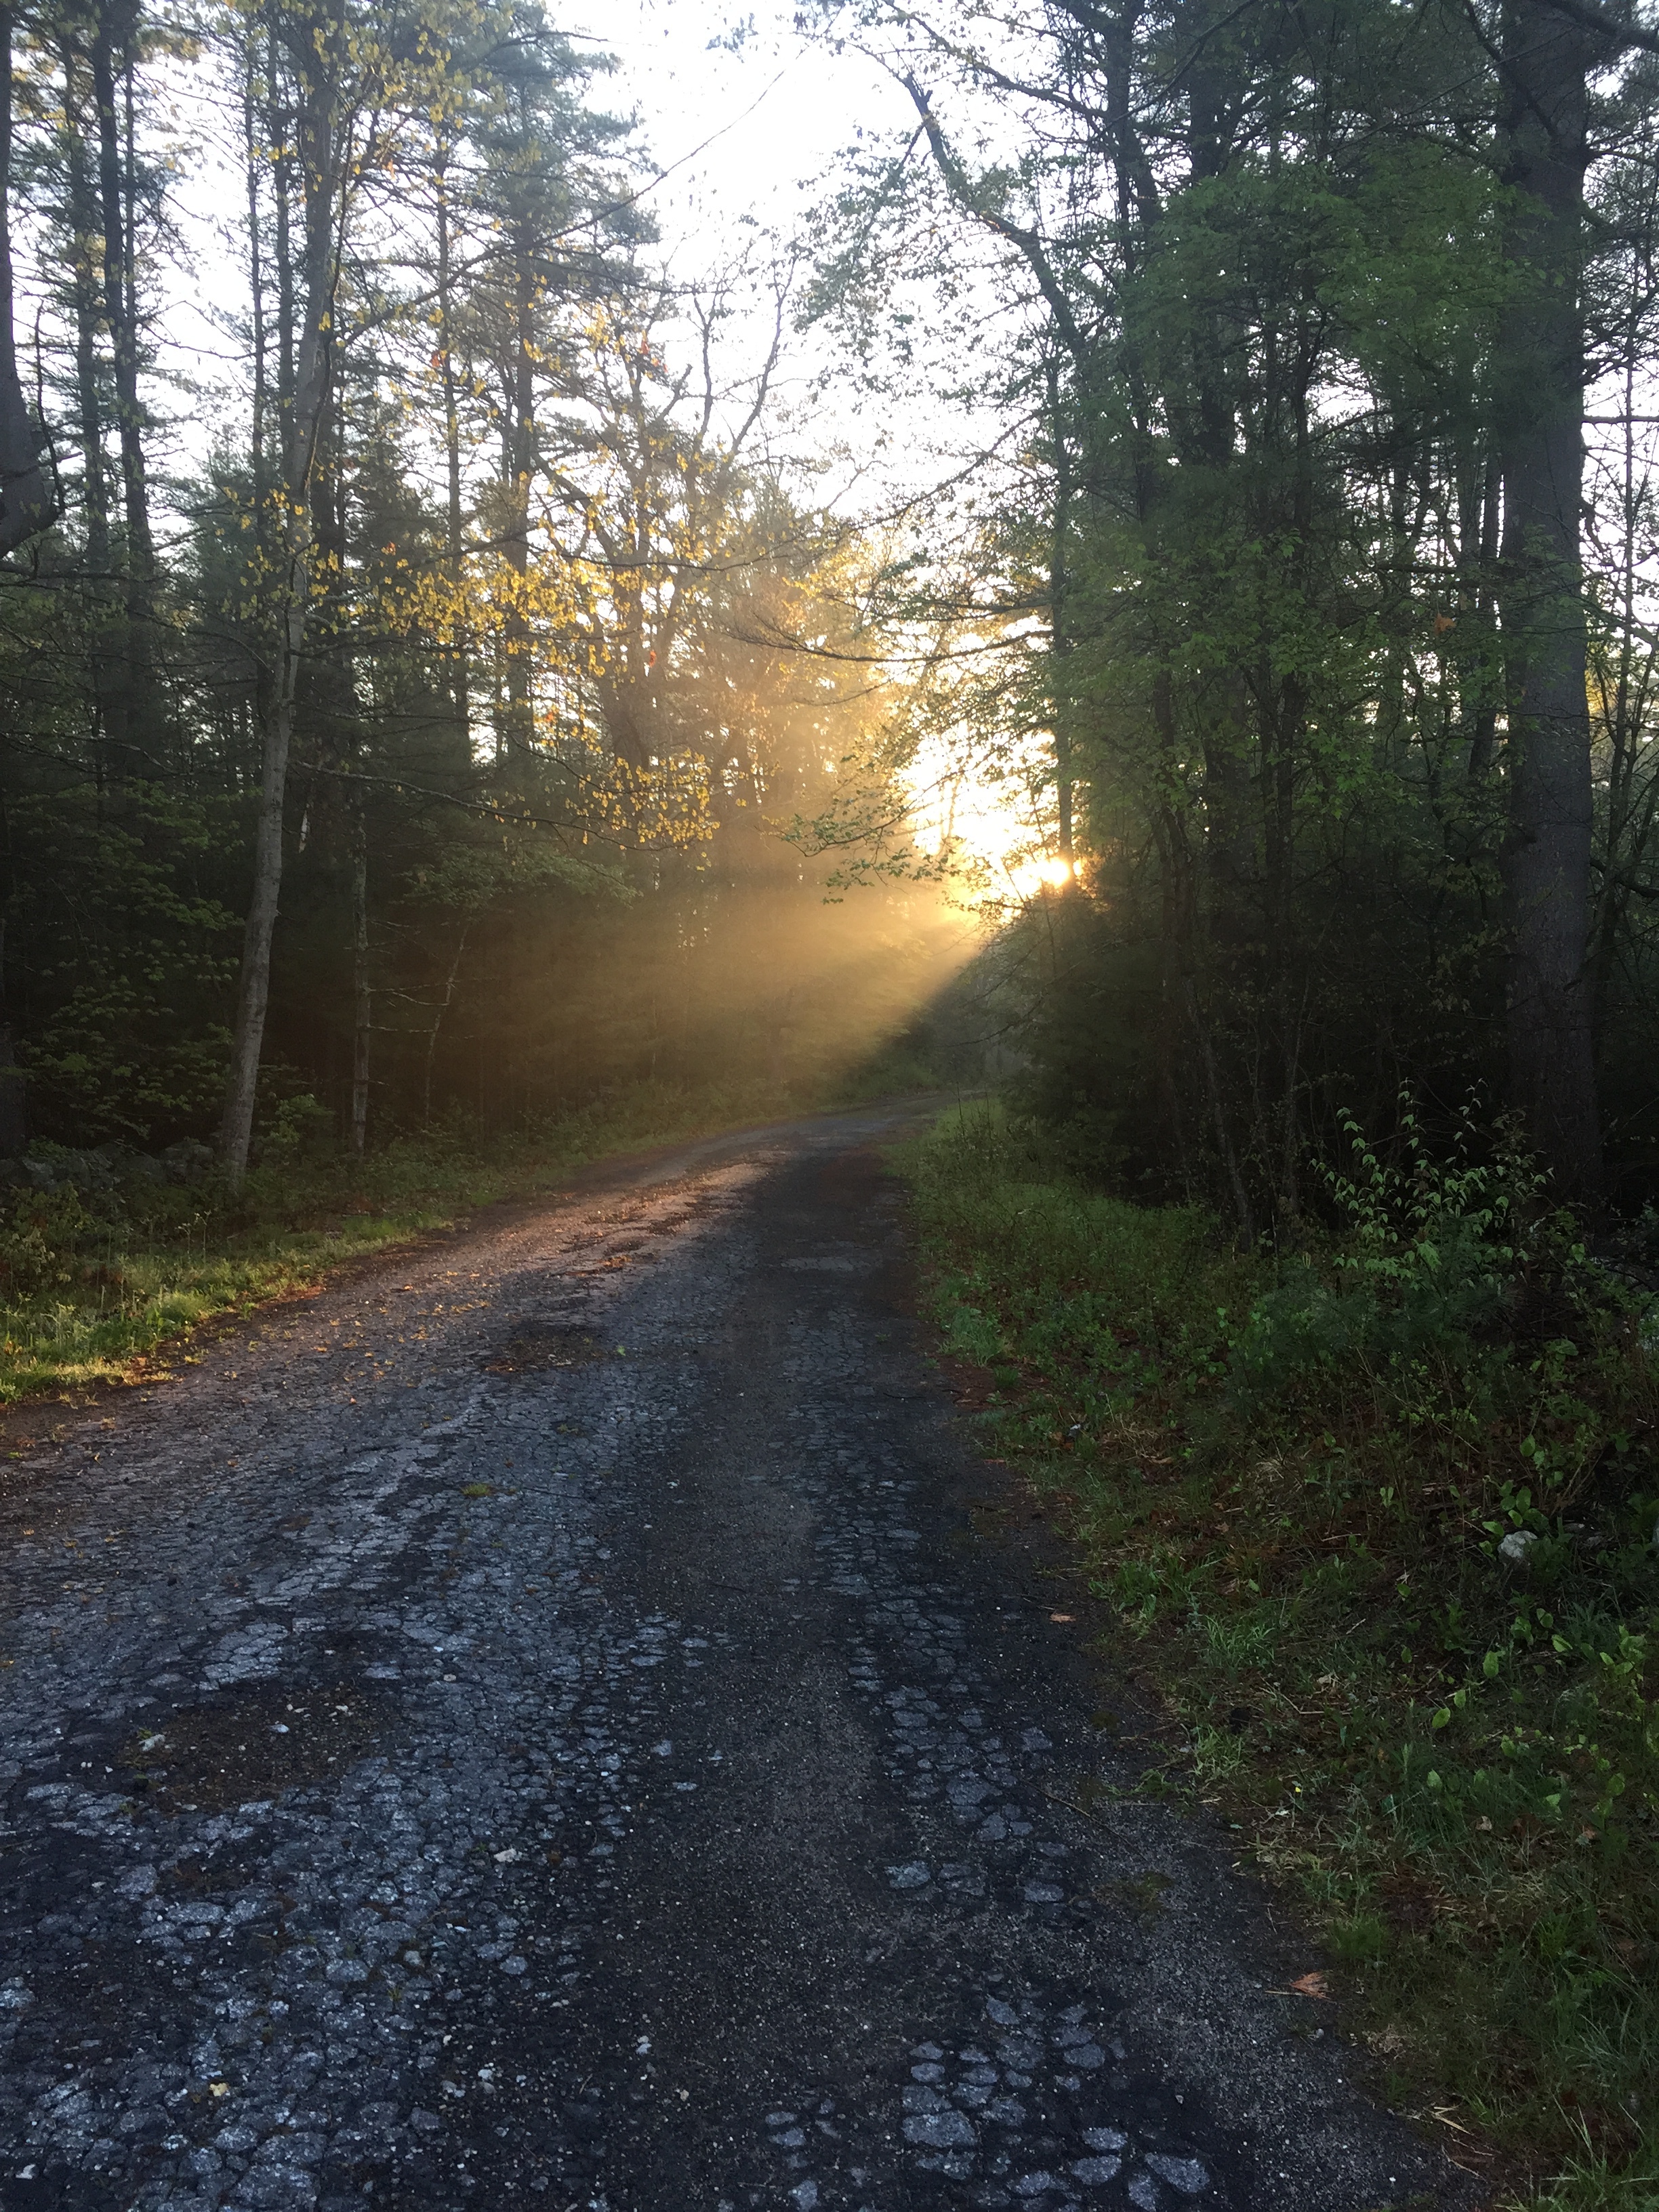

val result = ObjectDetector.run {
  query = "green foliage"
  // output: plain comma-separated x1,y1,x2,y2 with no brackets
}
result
1229,1099,1550,1403
258,1094,337,1168
0,1185,102,1302
899,1102,1659,2207
3,783,242,1147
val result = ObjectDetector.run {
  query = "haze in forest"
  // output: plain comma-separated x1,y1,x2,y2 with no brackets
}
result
0,0,1027,1180
0,0,1656,1219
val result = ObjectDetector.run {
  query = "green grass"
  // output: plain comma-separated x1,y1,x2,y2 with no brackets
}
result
0,1072,869,1408
895,1101,1659,2212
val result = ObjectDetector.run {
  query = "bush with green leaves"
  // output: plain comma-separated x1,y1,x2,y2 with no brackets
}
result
0,1185,105,1303
1225,1098,1640,1422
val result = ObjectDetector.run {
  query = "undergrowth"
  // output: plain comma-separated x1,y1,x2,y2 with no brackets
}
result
897,1101,1659,2212
0,1072,853,1407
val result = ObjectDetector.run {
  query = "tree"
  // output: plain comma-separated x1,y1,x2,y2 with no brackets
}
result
0,2,52,558
1490,0,1659,1202
803,0,1659,1216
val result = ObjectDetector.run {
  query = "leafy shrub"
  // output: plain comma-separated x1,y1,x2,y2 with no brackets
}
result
258,1092,337,1166
0,1185,102,1302
1225,1097,1641,1422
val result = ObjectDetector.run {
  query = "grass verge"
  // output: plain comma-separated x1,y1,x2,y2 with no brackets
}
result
895,1102,1659,2212
0,1071,896,1408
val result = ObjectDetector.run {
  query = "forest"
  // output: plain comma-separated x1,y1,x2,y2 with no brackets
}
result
3,0,1658,1222
3,0,1659,2198
0,0,973,1188
800,0,1659,1235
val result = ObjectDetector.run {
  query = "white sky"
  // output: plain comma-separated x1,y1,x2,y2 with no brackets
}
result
150,0,998,529
590,3,1021,513
588,2,899,258
150,1,912,454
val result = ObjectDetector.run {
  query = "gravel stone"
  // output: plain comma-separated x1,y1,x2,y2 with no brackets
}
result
1147,2152,1212,2193
903,2110,977,2148
1072,2154,1124,2186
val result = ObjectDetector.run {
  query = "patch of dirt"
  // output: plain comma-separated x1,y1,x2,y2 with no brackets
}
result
483,1328,621,1374
119,1683,400,1814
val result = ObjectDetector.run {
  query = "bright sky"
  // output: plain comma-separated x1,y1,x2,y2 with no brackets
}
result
590,3,899,255
590,1,1017,507
159,0,915,464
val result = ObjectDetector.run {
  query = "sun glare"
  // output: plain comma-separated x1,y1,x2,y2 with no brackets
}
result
912,737,1072,906
1006,855,1075,897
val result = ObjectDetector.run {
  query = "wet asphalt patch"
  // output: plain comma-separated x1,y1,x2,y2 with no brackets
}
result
0,1107,1480,2212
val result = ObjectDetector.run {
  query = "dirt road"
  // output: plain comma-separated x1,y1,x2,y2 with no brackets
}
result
0,1106,1476,2212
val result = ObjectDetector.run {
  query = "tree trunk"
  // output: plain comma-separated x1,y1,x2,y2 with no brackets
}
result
0,3,52,557
350,794,369,1156
423,926,471,1126
434,141,470,759
1044,358,1074,865
90,4,153,592
245,41,268,495
436,146,462,564
63,41,121,760
63,49,109,576
1460,445,1502,787
219,3,344,1184
1496,0,1602,1204
497,226,536,759
272,20,295,441
0,840,23,1158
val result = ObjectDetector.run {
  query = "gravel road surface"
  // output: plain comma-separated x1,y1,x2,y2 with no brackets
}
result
0,1105,1479,2212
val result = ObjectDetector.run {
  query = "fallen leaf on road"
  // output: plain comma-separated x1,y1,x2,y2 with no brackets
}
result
1049,1612,1075,1623
1289,1972,1331,1999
